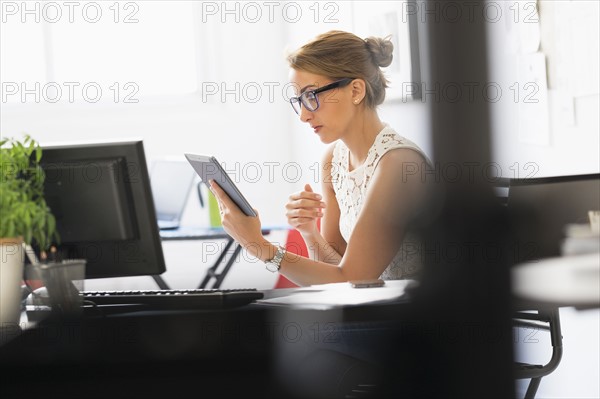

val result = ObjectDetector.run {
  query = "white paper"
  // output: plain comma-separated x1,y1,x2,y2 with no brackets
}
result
258,280,415,309
512,253,600,306
517,52,550,146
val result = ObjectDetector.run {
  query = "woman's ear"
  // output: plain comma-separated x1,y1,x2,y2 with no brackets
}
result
351,79,367,105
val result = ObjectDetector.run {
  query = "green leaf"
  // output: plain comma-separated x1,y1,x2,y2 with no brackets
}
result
23,209,31,229
0,134,59,249
7,219,15,239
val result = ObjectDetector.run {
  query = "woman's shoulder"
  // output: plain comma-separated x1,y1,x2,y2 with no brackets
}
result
376,146,427,170
377,125,421,151
370,125,430,170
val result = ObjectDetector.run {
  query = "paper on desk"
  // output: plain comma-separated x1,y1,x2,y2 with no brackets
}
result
512,253,600,306
258,280,415,308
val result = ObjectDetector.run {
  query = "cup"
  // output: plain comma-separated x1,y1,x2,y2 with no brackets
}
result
208,190,223,228
26,259,86,315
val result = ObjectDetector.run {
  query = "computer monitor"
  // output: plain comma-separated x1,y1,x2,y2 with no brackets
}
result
40,140,166,279
508,173,600,261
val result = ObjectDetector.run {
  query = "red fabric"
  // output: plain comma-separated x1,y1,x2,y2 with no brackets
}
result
24,280,43,290
274,274,298,288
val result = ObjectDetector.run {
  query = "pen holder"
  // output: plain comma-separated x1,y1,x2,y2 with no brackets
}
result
26,259,86,316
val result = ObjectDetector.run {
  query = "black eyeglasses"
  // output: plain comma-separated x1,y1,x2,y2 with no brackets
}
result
289,78,353,115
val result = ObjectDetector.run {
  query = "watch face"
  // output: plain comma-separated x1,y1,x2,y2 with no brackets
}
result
266,262,278,273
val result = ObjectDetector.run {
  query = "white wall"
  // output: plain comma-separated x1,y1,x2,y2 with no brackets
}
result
487,1,600,177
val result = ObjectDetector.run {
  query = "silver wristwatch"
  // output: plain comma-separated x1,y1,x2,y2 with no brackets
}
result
265,246,286,273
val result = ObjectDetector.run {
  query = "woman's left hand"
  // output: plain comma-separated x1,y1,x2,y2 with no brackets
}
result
209,180,264,250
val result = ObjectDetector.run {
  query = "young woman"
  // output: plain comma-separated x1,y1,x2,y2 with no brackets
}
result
210,30,430,286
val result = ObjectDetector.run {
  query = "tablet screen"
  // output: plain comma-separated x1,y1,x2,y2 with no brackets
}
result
185,154,257,217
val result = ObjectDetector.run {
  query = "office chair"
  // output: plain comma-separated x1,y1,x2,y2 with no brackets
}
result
490,177,561,399
506,173,599,398
491,177,562,399
513,308,563,399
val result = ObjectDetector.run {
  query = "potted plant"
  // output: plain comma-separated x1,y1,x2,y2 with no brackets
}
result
1,134,59,327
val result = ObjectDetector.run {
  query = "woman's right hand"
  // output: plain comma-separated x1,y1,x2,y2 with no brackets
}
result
285,183,326,236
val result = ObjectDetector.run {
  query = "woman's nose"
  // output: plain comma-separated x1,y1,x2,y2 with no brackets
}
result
299,105,312,123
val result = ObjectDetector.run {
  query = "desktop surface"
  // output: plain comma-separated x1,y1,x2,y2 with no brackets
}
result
0,279,515,399
0,305,276,397
0,289,415,398
158,225,231,240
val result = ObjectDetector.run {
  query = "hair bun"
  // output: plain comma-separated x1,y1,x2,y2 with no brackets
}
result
364,36,394,68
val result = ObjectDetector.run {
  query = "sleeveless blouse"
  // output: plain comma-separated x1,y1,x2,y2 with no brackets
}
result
331,125,428,280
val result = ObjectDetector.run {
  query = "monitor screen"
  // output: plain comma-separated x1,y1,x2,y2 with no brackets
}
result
40,140,166,279
508,174,600,261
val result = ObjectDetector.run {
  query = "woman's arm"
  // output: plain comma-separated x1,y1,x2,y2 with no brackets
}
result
210,148,427,286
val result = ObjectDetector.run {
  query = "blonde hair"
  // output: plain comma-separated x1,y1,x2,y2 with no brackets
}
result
287,30,393,108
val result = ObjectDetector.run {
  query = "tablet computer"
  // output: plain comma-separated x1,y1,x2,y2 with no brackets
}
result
184,154,257,217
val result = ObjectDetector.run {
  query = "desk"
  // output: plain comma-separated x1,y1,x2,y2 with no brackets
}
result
0,286,414,398
156,227,273,290
512,253,600,309
0,280,515,398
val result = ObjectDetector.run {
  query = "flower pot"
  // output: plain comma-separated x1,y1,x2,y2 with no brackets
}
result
0,238,24,327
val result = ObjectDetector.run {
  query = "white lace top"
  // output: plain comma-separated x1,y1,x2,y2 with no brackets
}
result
331,125,428,280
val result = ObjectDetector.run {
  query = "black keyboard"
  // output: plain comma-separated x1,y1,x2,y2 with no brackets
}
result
81,288,263,310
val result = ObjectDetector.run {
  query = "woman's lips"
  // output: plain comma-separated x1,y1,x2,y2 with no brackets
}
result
312,125,322,133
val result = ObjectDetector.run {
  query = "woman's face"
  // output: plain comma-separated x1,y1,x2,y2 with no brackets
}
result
288,69,355,144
